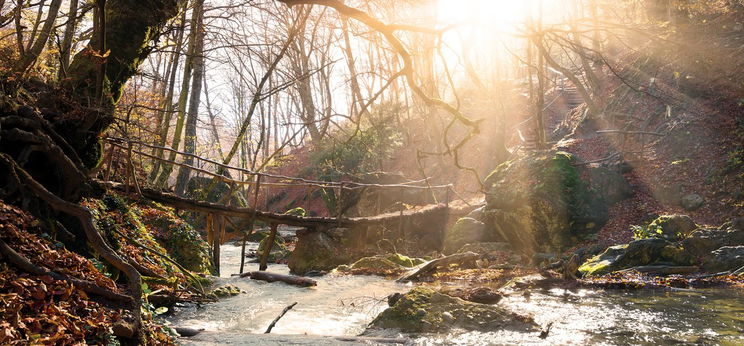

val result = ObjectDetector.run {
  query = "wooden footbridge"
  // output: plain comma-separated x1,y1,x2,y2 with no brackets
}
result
100,137,474,274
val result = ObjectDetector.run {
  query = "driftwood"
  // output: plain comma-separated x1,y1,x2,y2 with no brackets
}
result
397,252,480,282
0,239,133,302
237,271,317,287
620,265,700,275
265,302,297,333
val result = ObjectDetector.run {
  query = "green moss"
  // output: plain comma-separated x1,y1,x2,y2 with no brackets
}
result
369,287,537,333
483,151,607,253
386,253,425,267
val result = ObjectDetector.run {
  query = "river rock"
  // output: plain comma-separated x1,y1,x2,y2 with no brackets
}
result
287,228,357,275
702,246,744,272
483,151,608,255
258,234,290,262
366,287,537,334
681,227,744,258
348,256,407,276
579,238,693,276
681,194,704,211
443,217,491,254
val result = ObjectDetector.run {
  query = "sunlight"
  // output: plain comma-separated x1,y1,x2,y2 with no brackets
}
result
437,0,532,30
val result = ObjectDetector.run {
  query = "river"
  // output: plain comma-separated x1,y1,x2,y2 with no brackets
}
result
167,243,744,345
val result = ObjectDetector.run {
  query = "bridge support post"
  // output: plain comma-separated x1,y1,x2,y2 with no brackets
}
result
259,223,278,271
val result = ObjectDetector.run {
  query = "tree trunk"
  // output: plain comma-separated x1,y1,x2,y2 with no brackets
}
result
155,5,199,188
14,0,62,73
57,0,183,169
175,0,205,196
149,11,187,183
58,0,80,79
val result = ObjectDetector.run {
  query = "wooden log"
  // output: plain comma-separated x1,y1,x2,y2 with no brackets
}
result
397,252,480,282
237,271,317,287
620,265,699,275
103,180,452,228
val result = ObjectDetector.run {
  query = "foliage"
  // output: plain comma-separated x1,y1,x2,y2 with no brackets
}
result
631,224,664,240
308,104,403,210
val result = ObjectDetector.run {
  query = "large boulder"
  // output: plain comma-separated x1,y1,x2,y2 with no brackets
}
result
366,287,537,334
681,228,744,258
579,238,694,276
287,228,359,275
643,215,698,241
587,165,634,204
702,246,744,272
443,217,491,254
483,151,608,254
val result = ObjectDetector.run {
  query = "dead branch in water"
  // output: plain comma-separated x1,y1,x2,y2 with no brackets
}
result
264,302,298,333
397,251,480,282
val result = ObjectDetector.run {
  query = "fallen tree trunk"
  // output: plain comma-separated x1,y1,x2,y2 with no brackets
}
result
237,271,317,287
620,265,700,275
397,252,480,282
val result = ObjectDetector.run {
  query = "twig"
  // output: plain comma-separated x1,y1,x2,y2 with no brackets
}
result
264,302,298,333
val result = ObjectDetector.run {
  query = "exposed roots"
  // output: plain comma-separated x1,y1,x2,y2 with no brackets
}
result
0,153,143,342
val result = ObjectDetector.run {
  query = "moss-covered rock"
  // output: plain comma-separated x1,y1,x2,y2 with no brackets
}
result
367,287,537,333
288,228,358,275
85,193,213,279
349,256,406,276
386,253,425,268
682,228,744,258
702,246,744,272
633,215,698,241
579,238,694,276
211,285,243,298
138,203,212,274
483,151,608,254
443,217,492,254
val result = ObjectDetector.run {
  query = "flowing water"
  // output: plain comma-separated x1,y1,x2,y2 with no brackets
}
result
167,243,744,345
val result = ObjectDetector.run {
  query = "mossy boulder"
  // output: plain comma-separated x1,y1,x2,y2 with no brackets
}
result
288,228,358,275
642,215,698,241
579,238,694,276
443,217,491,254
211,285,243,298
348,256,406,276
386,253,425,268
138,203,213,274
483,151,608,254
367,287,537,333
86,194,213,278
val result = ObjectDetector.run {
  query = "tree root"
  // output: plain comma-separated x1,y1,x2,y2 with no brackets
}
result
0,238,133,302
0,153,143,341
110,228,206,295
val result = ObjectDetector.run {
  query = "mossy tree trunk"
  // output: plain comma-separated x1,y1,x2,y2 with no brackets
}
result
63,0,183,168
